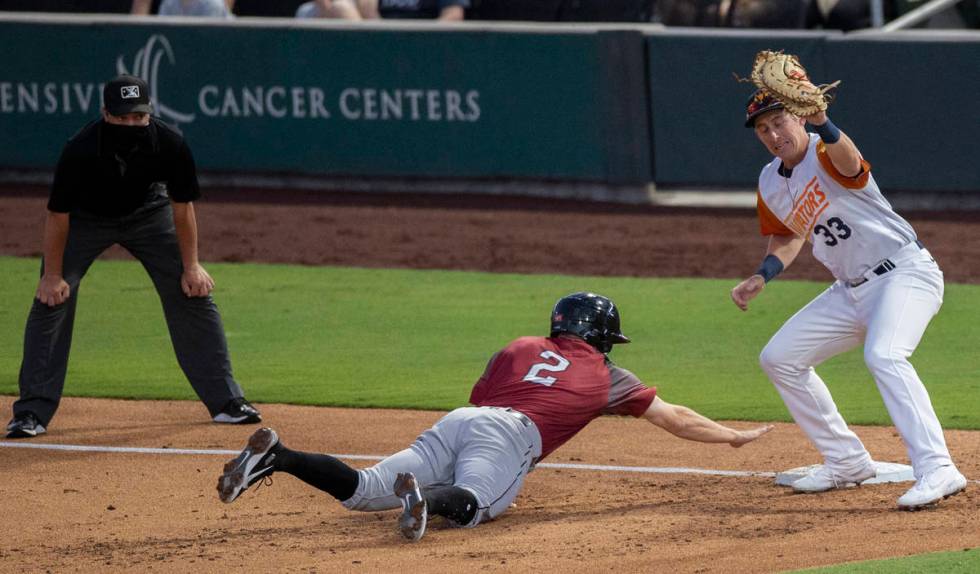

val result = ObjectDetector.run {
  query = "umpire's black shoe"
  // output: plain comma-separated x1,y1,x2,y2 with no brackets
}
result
6,412,46,439
217,427,280,503
212,397,262,424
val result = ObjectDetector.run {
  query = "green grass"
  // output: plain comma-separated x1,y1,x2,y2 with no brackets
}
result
792,547,980,573
1,255,979,428
2,256,977,572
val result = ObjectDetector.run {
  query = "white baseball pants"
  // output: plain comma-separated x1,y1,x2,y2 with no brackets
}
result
760,242,951,480
342,406,542,526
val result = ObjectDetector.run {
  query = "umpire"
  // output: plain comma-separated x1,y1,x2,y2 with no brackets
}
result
5,74,260,438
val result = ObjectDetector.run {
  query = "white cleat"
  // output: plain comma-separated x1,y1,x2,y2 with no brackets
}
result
791,463,876,493
897,465,967,511
394,472,428,542
217,427,280,503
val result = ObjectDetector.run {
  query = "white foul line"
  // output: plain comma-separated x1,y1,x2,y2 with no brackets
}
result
537,461,774,478
5,441,979,485
0,440,775,478
1,441,241,456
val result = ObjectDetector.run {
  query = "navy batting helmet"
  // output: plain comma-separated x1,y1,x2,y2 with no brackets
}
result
550,292,630,353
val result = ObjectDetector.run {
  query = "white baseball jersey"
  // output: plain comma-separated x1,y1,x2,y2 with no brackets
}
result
752,133,955,483
756,134,916,283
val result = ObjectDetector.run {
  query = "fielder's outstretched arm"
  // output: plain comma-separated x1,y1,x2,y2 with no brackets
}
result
803,110,863,178
642,397,773,448
731,233,806,311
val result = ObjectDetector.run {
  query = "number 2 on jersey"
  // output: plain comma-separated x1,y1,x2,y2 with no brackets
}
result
522,351,570,386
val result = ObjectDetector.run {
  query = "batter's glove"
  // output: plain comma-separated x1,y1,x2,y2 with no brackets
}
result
742,50,840,117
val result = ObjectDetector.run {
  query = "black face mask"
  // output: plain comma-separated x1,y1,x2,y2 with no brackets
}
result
102,122,151,153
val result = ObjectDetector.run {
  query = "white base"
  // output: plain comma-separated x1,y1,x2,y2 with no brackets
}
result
775,461,915,487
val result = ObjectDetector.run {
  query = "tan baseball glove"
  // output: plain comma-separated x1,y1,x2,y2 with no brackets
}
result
745,50,840,117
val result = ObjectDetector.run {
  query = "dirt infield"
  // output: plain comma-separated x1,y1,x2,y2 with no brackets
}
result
2,185,980,283
1,397,978,573
1,186,979,572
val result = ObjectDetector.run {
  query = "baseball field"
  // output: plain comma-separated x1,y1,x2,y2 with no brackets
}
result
1,187,978,572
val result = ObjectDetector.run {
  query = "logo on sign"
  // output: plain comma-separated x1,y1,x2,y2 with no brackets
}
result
115,35,195,124
1,33,480,124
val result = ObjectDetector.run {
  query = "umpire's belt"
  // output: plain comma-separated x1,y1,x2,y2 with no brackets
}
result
848,240,925,288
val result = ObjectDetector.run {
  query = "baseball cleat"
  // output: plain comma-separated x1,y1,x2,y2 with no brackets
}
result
897,465,967,511
217,427,280,503
212,397,262,424
394,472,428,542
5,412,46,439
790,463,876,493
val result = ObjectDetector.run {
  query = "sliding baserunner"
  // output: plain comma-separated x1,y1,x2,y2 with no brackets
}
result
218,292,773,541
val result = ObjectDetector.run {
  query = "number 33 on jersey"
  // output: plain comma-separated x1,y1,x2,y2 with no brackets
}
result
755,135,918,282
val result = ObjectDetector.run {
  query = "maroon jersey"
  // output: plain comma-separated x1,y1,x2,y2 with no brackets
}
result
469,336,657,460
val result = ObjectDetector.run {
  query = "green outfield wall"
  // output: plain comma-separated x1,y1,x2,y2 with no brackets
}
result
646,30,831,188
0,15,978,193
645,29,980,193
0,16,650,184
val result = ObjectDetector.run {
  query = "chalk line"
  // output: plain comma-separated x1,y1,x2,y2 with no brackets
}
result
0,440,775,478
6,441,978,484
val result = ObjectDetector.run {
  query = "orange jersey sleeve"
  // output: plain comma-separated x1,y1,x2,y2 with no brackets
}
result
816,141,871,190
756,191,795,236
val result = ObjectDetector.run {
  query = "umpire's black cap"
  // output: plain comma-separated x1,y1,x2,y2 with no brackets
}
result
103,75,153,116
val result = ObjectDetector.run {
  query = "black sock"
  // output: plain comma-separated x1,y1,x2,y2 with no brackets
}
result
272,446,359,501
424,485,478,526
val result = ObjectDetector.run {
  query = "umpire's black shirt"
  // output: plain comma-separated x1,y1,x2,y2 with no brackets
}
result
48,117,201,217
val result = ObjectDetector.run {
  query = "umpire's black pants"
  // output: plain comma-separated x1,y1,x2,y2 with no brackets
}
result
13,200,244,427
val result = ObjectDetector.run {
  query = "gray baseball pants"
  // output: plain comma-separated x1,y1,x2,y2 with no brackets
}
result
342,406,543,527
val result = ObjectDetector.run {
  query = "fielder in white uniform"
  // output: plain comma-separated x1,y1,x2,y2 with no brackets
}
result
731,89,967,510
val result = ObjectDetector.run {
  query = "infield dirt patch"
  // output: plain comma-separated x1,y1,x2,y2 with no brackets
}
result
2,186,980,283
1,186,978,572
1,396,978,573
